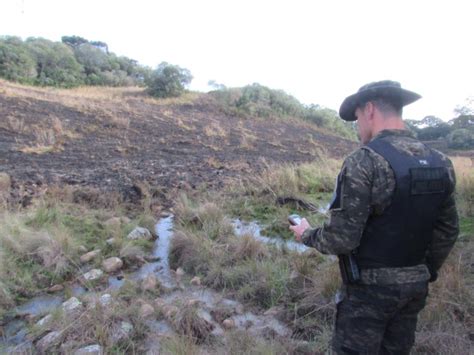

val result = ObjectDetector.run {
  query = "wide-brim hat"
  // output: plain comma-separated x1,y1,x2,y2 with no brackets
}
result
339,80,421,121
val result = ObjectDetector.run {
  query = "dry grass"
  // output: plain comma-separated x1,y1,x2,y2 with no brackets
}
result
34,296,149,353
1,80,138,132
203,121,228,139
415,242,474,354
242,158,340,200
452,156,474,217
142,91,202,106
171,302,214,343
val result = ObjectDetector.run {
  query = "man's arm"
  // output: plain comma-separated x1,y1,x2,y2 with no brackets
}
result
425,164,459,281
302,149,376,255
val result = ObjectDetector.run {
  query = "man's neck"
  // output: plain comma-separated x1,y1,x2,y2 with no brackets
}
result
372,116,405,137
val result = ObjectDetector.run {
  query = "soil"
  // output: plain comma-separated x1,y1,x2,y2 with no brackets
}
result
0,82,357,209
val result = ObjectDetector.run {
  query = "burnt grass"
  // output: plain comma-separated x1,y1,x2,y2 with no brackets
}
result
0,83,356,210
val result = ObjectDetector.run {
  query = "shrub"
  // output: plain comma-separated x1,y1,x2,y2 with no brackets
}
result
447,128,474,149
0,36,37,83
146,62,193,98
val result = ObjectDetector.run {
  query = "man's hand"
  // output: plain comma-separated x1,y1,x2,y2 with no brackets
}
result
290,218,311,243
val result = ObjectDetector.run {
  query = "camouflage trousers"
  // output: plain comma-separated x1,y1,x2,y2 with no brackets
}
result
332,281,428,354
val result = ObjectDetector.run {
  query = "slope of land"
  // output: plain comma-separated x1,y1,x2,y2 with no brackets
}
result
0,80,356,209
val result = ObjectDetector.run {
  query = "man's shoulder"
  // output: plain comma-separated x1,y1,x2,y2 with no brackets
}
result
343,145,390,173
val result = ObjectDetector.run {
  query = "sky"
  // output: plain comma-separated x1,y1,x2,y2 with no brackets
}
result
1,0,473,121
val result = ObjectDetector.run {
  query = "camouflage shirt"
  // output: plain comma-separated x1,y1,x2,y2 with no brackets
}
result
302,129,459,283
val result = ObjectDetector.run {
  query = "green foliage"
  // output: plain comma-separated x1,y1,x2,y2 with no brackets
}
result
447,128,474,149
410,116,453,140
304,105,357,140
0,36,37,83
25,37,84,87
61,35,88,48
210,84,357,140
450,115,474,130
146,62,193,98
0,35,150,87
235,83,304,118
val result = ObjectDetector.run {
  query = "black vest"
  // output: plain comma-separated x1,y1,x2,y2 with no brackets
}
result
355,137,452,269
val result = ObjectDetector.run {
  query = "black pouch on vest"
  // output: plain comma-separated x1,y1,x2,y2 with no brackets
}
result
339,254,360,284
410,167,447,195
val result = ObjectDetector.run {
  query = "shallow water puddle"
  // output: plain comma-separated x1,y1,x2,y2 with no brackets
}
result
233,219,309,253
1,215,298,349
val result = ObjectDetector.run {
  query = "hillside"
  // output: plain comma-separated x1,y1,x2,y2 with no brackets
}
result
0,80,356,209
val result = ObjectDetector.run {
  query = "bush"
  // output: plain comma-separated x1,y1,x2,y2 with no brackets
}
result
0,36,37,83
209,84,357,140
146,62,193,98
447,129,474,149
26,37,85,87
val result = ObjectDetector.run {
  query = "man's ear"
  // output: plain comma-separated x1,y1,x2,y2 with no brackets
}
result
366,101,376,120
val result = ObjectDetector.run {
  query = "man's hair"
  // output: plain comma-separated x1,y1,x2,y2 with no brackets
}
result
359,98,403,118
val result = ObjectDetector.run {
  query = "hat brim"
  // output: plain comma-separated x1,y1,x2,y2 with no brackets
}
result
339,86,421,121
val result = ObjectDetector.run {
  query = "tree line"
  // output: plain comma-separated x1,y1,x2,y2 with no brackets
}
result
0,35,192,98
406,102,474,149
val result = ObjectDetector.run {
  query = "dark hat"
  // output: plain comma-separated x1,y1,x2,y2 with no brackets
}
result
339,80,421,121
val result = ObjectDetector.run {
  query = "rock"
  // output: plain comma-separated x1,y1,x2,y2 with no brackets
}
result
289,270,299,280
102,257,123,273
111,321,133,342
142,274,159,292
0,172,11,192
104,217,121,229
190,276,201,286
78,245,88,253
36,314,53,327
36,331,62,352
222,318,236,330
99,294,113,307
62,297,82,313
47,284,64,293
175,267,185,283
82,269,104,281
127,226,153,240
106,238,116,245
80,250,101,263
74,344,103,355
140,303,155,318
6,342,34,354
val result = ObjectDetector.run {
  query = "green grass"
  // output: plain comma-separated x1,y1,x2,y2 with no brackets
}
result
459,217,474,240
0,199,156,316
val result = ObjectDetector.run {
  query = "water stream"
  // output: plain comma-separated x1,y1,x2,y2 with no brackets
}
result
1,215,298,349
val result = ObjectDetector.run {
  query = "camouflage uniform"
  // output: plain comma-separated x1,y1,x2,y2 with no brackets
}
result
302,129,459,354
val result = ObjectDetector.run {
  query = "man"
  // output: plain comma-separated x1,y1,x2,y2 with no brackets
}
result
290,80,459,354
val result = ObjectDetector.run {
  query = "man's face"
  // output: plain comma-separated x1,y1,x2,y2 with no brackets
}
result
355,103,372,144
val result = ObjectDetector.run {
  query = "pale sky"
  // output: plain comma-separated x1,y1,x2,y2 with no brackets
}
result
1,0,473,121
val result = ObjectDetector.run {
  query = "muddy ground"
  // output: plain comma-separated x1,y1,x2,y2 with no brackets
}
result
0,82,357,209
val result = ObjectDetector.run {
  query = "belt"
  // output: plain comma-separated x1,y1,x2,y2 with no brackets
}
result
359,264,430,285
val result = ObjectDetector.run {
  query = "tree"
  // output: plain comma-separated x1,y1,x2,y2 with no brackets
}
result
0,36,36,83
454,97,474,116
73,43,111,76
447,129,474,149
415,116,452,140
61,35,88,48
26,37,84,87
450,115,474,130
146,62,193,98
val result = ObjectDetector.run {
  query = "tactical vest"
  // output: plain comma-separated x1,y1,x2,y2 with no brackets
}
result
355,137,452,269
